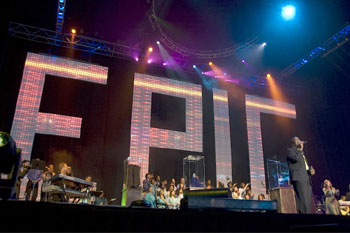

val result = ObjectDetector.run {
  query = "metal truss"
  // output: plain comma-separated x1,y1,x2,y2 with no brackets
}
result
8,22,141,59
56,0,66,33
239,75,304,95
277,24,350,80
149,0,257,59
8,22,304,95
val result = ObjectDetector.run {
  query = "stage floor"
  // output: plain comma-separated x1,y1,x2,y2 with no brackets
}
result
1,200,349,232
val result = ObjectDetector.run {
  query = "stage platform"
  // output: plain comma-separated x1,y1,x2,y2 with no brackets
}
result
1,200,350,232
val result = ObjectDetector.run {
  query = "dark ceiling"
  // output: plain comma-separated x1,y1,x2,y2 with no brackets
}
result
4,0,350,79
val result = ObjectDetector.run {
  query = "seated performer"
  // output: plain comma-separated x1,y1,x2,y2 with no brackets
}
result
190,174,203,188
205,180,213,189
143,186,156,208
176,177,186,189
157,189,169,208
66,166,73,176
41,164,55,201
57,162,68,175
339,196,350,216
258,194,266,201
168,191,178,209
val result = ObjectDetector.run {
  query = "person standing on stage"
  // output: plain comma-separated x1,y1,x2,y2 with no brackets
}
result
287,136,315,214
322,179,341,215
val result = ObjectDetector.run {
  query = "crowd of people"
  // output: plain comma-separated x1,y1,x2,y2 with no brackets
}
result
142,173,186,209
141,173,267,209
15,159,106,204
16,159,350,215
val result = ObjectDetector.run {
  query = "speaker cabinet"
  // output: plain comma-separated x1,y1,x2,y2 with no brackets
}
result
269,187,297,213
125,164,140,188
122,187,142,206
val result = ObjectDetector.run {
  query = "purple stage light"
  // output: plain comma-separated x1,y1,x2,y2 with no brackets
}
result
225,79,239,84
162,62,167,66
147,59,152,64
135,57,139,62
241,59,245,63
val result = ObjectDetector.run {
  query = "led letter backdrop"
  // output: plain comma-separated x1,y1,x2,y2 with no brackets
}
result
10,52,108,160
213,88,232,185
129,73,203,181
245,94,296,197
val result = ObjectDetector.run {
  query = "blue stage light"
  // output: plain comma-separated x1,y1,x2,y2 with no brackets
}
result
282,5,296,21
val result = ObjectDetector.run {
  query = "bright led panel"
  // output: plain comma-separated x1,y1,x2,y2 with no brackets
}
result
213,88,232,186
245,94,296,198
11,52,108,161
129,73,203,181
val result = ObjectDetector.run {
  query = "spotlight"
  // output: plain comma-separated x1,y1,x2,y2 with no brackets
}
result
135,57,139,62
148,47,153,52
262,42,267,46
267,73,271,79
156,41,160,45
241,59,245,63
209,61,213,66
162,62,167,66
147,59,152,64
282,5,296,21
71,28,77,34
193,65,197,68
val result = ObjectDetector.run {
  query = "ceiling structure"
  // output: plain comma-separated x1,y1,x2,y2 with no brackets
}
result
5,0,350,86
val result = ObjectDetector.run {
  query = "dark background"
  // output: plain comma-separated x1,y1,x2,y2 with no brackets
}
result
1,0,350,203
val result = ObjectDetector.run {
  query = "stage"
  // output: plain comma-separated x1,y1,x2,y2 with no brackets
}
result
1,200,349,232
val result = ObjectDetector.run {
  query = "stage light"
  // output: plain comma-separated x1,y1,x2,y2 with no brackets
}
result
147,59,152,64
193,65,196,68
241,59,245,63
156,41,160,45
282,5,296,21
148,47,153,52
162,62,167,66
262,42,267,46
267,73,271,79
209,61,213,66
135,57,139,62
71,28,77,34
224,73,227,76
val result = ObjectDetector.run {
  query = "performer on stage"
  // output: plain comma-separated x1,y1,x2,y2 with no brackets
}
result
287,136,315,214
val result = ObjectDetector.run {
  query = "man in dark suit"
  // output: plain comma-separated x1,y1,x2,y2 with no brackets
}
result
287,137,315,214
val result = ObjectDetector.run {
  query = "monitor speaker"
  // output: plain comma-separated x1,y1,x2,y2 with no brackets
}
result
126,164,140,188
269,186,297,213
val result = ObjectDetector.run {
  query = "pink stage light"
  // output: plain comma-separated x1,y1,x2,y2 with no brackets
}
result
147,59,152,64
135,57,139,62
162,62,167,66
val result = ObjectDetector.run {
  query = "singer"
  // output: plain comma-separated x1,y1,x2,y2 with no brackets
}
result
287,136,315,214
